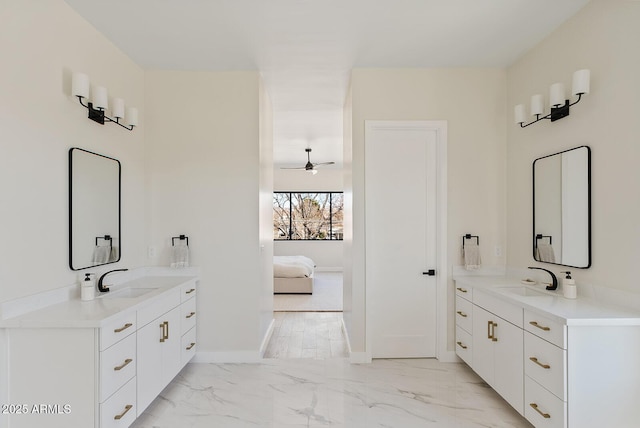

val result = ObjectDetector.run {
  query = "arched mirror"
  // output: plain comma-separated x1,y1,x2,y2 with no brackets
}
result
69,148,121,270
533,145,591,268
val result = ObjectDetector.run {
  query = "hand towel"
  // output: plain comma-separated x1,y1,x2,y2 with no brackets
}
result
92,246,111,264
463,243,482,270
536,243,556,263
170,243,190,268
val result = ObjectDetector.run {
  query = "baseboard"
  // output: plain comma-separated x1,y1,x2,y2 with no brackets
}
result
438,350,460,363
259,318,276,358
192,351,263,363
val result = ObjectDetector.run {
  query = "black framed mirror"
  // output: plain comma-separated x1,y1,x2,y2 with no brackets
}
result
69,148,121,270
533,145,591,268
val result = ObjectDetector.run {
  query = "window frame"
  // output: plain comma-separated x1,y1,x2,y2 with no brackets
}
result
273,191,344,241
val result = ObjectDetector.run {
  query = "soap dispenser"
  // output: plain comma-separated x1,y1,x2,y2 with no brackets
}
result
81,273,95,301
561,271,576,299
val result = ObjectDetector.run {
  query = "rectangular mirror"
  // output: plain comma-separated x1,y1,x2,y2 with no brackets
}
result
533,145,591,268
69,148,121,270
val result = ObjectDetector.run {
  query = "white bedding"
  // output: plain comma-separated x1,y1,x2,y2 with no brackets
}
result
273,255,315,278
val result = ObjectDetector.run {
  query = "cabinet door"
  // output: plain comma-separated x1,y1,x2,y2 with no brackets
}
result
472,305,494,384
493,318,524,414
136,318,164,416
161,306,183,385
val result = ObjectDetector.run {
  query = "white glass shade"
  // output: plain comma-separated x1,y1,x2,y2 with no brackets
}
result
572,69,590,95
125,107,138,127
530,94,544,116
71,72,89,99
112,98,125,119
514,104,526,124
92,86,108,110
549,83,565,107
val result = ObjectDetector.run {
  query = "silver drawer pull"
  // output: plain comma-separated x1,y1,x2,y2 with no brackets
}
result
114,404,133,420
529,357,551,369
456,341,467,350
113,358,133,371
186,342,196,350
456,311,468,318
456,287,468,293
186,311,196,319
186,288,196,294
529,321,551,331
530,403,551,419
114,323,133,333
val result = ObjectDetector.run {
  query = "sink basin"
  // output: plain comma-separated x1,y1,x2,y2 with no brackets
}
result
101,287,157,299
495,286,548,297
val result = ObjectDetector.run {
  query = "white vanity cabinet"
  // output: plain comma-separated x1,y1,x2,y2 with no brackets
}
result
454,276,640,428
454,286,473,365
0,275,198,428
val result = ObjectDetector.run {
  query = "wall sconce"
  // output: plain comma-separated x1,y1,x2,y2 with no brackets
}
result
72,72,138,131
515,69,590,128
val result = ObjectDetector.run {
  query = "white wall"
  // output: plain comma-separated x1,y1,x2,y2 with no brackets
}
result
347,68,507,355
273,168,343,270
0,0,145,305
506,0,640,293
144,70,270,361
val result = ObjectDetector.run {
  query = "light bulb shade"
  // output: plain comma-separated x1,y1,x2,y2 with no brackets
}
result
514,104,526,124
125,107,138,127
530,94,544,116
71,72,89,99
112,98,125,119
92,86,108,110
572,69,590,95
550,83,565,107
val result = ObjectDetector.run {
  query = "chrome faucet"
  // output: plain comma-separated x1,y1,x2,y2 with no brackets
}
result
528,267,557,290
97,268,129,292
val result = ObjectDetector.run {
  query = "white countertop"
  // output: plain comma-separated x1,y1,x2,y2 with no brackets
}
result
0,276,197,329
454,275,640,326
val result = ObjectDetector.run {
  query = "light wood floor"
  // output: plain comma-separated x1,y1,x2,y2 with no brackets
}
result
264,312,348,359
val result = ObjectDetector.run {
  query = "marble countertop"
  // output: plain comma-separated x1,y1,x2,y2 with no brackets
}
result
454,275,640,326
0,275,197,329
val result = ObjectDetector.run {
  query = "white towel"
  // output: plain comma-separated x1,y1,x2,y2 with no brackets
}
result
92,246,111,264
463,243,482,270
536,243,556,263
171,244,190,268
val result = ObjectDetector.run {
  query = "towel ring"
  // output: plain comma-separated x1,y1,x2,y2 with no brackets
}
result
95,235,112,247
462,234,479,248
172,235,189,246
535,234,552,247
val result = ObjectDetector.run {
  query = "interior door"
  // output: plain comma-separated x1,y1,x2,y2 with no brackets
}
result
366,122,437,358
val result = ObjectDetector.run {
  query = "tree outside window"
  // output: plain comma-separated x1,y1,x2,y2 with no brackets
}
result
273,192,343,240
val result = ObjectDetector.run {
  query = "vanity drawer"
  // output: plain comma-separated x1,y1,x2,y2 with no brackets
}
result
180,280,197,303
181,326,197,364
100,333,136,402
455,325,472,366
525,376,566,428
100,310,137,351
525,332,566,401
473,290,523,328
455,296,473,333
455,284,473,301
181,297,197,335
100,377,137,428
524,309,566,349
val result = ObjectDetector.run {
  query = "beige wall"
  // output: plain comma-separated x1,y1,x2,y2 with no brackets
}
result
0,0,145,304
144,70,269,360
348,68,508,355
506,0,640,292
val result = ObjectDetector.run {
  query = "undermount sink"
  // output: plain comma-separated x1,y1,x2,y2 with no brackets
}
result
495,286,549,297
100,287,158,299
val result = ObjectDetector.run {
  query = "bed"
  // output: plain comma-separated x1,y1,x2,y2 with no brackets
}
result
273,255,316,294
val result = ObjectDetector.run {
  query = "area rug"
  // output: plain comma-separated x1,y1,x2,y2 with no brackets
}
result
274,271,343,311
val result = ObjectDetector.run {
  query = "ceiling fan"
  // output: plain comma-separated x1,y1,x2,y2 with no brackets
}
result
281,148,335,175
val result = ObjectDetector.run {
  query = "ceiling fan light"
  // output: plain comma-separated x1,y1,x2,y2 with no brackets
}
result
307,169,318,175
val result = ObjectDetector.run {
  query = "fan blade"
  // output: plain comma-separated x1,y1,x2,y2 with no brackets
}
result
280,166,307,170
312,161,335,167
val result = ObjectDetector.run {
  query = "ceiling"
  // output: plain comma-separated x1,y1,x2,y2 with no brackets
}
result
64,0,590,168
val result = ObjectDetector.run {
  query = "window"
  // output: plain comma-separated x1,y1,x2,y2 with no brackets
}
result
273,192,343,240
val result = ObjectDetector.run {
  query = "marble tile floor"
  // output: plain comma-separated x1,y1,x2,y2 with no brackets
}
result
131,358,533,428
264,312,348,359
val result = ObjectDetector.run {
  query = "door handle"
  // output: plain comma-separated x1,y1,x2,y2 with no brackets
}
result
422,269,436,276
